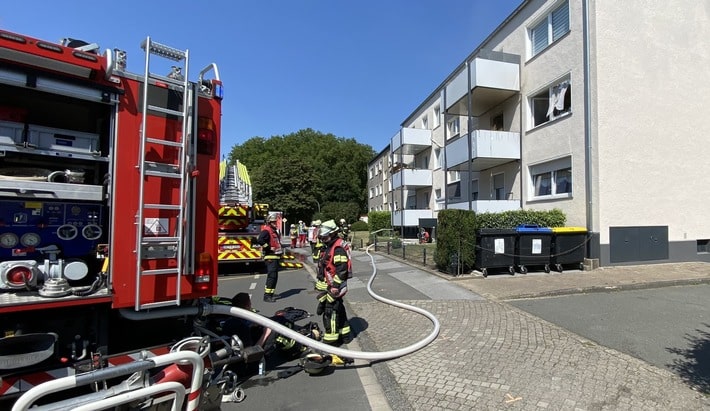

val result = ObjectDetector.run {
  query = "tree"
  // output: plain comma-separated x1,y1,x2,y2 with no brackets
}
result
226,129,374,223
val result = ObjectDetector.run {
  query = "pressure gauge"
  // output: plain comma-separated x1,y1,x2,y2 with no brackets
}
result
56,225,78,241
82,224,103,241
0,233,19,248
20,232,41,247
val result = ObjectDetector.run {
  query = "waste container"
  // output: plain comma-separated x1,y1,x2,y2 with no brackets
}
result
475,228,517,277
551,227,587,272
515,224,552,274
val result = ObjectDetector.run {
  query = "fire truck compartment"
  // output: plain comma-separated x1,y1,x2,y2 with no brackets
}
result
27,124,100,156
0,180,103,201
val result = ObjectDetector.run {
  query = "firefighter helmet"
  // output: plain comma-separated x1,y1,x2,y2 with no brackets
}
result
318,220,339,238
300,352,332,375
267,214,278,223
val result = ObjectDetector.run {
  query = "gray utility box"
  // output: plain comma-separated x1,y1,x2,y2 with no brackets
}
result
0,120,24,146
27,124,100,156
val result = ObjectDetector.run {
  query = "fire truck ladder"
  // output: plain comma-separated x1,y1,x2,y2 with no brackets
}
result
135,37,191,310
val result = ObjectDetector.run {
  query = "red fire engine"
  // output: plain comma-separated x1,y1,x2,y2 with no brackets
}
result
0,29,242,409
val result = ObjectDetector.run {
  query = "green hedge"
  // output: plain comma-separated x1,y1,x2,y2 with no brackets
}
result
475,209,566,229
350,220,368,231
367,211,392,233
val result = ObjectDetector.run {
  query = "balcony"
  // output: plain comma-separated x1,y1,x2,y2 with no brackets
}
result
447,199,520,213
445,51,520,117
392,168,432,189
445,130,520,171
392,209,434,227
391,127,431,155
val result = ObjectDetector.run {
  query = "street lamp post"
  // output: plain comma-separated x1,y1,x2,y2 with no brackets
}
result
314,200,321,212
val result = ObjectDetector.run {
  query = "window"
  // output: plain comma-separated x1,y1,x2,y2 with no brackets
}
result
529,1,569,57
369,187,374,198
434,148,441,169
471,179,479,201
446,182,461,199
447,170,461,182
530,80,571,127
433,105,441,128
421,115,428,130
435,189,442,200
698,239,710,253
369,167,374,179
493,173,505,200
447,117,460,137
530,157,572,198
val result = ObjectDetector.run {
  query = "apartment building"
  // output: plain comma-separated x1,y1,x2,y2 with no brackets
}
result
374,0,710,266
367,145,390,213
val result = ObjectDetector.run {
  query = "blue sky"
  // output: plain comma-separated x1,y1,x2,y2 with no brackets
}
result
2,1,521,154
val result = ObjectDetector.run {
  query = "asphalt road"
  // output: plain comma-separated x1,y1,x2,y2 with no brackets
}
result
216,265,373,411
509,284,710,388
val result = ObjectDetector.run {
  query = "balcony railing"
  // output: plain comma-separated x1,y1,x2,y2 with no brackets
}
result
445,51,520,117
392,209,434,227
392,168,432,189
391,127,431,155
445,130,520,171
446,199,520,213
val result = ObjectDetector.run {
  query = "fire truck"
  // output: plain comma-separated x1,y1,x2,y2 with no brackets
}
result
217,161,302,269
0,29,257,409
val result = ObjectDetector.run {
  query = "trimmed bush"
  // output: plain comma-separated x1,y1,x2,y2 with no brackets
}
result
350,220,368,231
367,211,392,233
434,209,477,274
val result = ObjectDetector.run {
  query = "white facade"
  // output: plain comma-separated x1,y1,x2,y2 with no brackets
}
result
370,0,710,266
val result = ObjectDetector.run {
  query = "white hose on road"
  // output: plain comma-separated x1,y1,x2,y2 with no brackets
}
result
122,244,441,361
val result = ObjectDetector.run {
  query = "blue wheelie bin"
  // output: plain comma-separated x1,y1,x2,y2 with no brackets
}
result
515,224,552,274
551,227,587,272
475,228,517,277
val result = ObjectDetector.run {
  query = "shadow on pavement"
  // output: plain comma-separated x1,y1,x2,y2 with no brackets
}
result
667,323,710,393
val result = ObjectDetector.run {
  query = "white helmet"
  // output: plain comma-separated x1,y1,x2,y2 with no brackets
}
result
318,220,339,238
267,214,278,223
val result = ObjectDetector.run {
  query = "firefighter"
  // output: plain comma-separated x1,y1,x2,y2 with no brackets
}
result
338,218,351,242
289,223,298,248
315,220,353,345
258,214,283,302
310,220,322,263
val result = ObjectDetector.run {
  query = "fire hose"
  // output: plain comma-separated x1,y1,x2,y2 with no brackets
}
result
120,244,440,361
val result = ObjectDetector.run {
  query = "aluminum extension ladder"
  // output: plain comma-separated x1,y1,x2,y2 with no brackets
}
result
134,37,192,310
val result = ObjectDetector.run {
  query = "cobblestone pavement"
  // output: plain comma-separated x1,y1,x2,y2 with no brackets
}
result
345,253,710,410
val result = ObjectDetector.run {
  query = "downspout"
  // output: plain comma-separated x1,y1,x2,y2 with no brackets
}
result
443,89,448,210
466,60,473,211
582,0,595,255
399,130,405,238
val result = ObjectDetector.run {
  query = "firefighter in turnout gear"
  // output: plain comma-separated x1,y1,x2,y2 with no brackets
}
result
258,213,283,302
315,219,353,345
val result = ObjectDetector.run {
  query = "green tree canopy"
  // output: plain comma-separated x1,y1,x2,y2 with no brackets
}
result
226,128,374,224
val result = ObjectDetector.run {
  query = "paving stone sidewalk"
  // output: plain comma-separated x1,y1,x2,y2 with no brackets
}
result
348,256,710,410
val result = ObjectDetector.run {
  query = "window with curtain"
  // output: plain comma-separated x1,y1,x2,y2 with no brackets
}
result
529,1,569,58
530,79,571,127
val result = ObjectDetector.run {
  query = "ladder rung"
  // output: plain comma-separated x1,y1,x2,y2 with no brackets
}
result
145,170,181,178
141,268,180,275
144,204,181,210
147,105,185,117
142,237,180,243
143,40,186,61
140,300,180,310
148,73,185,88
146,137,183,147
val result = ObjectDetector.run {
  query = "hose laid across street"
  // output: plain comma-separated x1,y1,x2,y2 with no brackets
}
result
121,244,441,361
